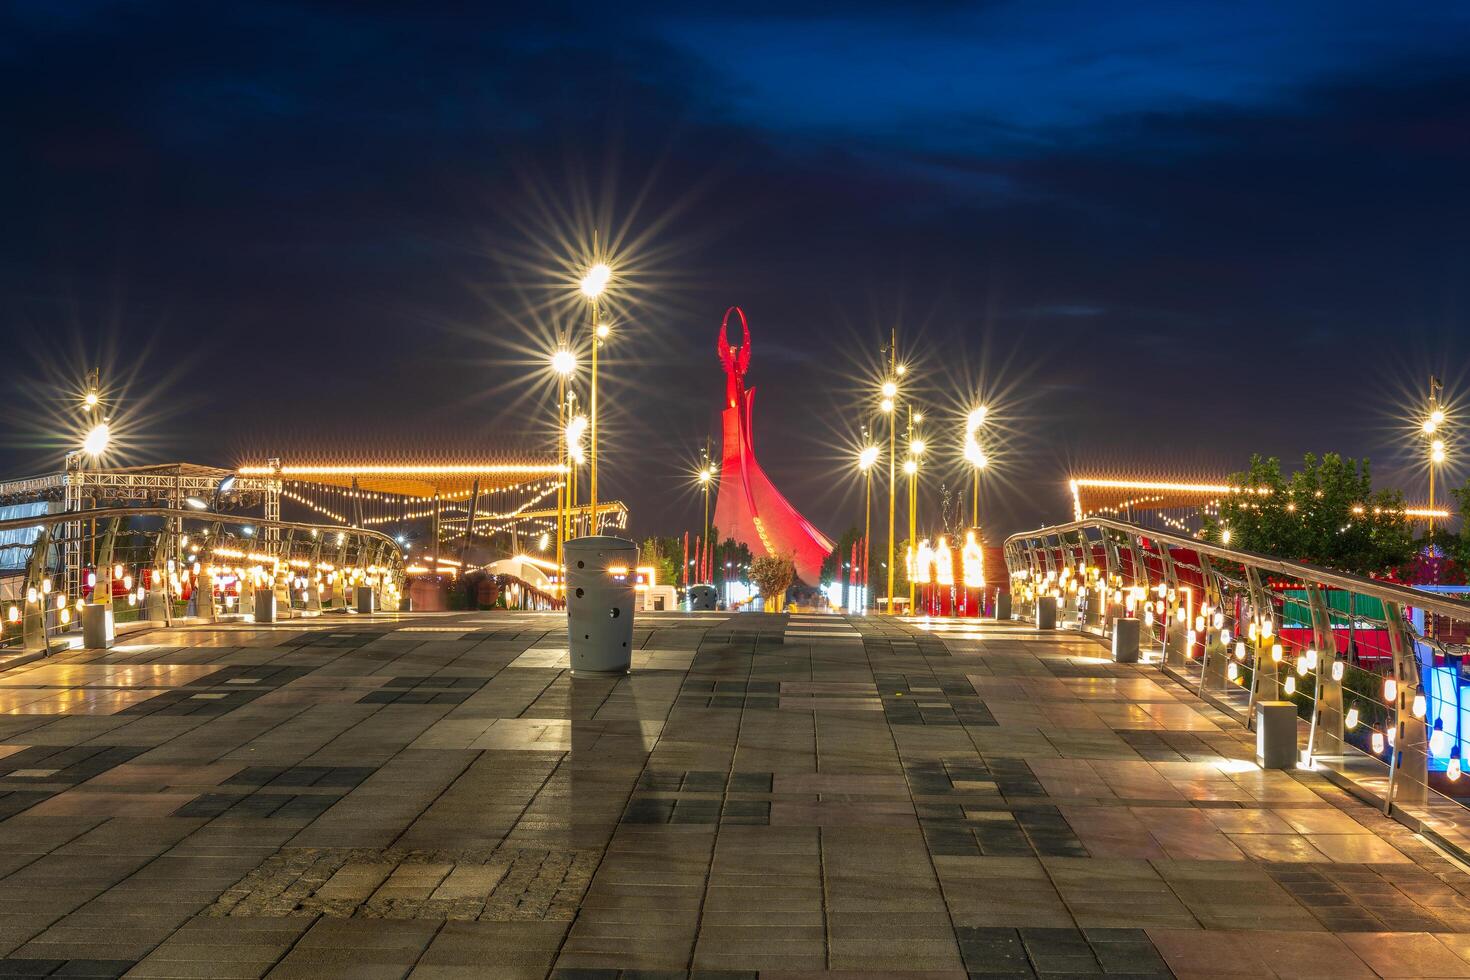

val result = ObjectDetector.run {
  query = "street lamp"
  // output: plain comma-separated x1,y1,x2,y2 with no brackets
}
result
578,262,612,534
881,375,898,614
699,459,716,581
81,422,110,459
965,405,988,526
1425,376,1447,535
551,345,576,575
858,444,879,611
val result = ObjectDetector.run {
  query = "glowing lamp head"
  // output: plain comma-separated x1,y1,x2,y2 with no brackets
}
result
81,422,110,458
909,438,926,456
699,467,714,484
881,380,898,400
858,446,880,471
596,322,611,340
551,349,576,375
1432,440,1446,463
83,390,99,409
880,398,895,414
966,406,987,432
579,262,611,298
903,458,918,476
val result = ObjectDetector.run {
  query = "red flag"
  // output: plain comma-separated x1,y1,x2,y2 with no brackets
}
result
682,531,689,587
695,535,703,585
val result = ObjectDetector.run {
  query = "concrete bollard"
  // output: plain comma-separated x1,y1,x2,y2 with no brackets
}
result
566,535,637,675
1035,596,1057,631
254,591,277,624
355,586,376,614
81,603,115,650
1084,596,1101,628
1256,701,1298,769
1112,617,1141,663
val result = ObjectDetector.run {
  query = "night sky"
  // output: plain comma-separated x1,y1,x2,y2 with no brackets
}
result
5,1,1470,541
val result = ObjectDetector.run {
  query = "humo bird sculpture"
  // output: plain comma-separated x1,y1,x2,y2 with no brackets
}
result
711,306,834,585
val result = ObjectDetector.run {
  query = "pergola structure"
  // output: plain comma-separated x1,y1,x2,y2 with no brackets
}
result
235,461,628,566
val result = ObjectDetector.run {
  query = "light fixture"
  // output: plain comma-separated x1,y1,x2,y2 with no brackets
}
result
81,422,110,458
858,446,880,471
881,380,898,400
551,349,576,375
966,406,987,432
183,497,209,511
579,262,611,299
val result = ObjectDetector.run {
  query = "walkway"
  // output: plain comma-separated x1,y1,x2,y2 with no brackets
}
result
0,612,1467,977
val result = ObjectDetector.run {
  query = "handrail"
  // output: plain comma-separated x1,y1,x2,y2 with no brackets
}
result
1005,516,1470,622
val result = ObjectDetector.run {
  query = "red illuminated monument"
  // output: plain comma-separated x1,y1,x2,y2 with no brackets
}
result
711,306,834,584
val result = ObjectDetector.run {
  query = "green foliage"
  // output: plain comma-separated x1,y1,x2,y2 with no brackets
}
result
1200,452,1416,575
1447,477,1470,568
819,526,865,587
638,535,681,590
714,536,754,587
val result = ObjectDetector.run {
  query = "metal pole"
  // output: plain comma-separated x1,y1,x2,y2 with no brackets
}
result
886,332,896,614
556,372,565,574
589,297,600,534
864,469,872,611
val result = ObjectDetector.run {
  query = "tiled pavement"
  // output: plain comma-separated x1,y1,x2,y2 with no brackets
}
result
0,614,1468,977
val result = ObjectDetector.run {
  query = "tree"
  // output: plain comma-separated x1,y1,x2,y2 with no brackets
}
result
819,526,864,588
714,536,753,589
750,553,795,612
1202,452,1416,575
638,536,681,589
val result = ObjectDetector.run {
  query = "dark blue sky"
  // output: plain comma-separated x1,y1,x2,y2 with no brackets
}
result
4,1,1469,538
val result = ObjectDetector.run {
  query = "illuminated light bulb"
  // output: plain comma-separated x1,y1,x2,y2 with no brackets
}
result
113,564,123,579
1304,649,1318,670
596,322,611,340
1271,644,1283,663
1346,706,1359,729
1248,622,1258,641
881,380,898,400
1296,657,1309,678
1195,616,1205,632
1430,718,1447,756
1155,599,1165,615
1235,641,1247,661
1221,628,1232,645
128,594,136,607
1262,619,1274,638
909,438,926,456
1451,750,1463,782
1332,661,1345,681
5,606,15,624
41,578,51,595
86,572,96,589
1372,732,1385,754
1213,612,1225,630
1227,662,1239,682
880,397,894,413
1383,678,1397,703
579,262,611,298
59,608,70,625
82,421,110,457
1413,693,1427,718
1284,676,1296,696
1387,726,1396,747
550,349,576,376
1176,608,1187,624
966,406,987,432
1144,609,1155,628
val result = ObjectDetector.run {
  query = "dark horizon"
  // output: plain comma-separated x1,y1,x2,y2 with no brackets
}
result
5,2,1469,542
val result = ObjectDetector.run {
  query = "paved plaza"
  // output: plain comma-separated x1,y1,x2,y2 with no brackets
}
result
0,612,1467,977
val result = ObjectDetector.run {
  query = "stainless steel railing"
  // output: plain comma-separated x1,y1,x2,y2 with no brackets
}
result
0,507,406,651
1005,517,1470,813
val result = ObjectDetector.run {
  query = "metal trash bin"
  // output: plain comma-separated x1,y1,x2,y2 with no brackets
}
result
565,535,637,675
355,586,376,614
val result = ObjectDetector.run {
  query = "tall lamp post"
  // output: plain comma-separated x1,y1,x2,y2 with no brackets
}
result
906,418,925,615
699,455,715,579
551,346,576,573
1424,376,1446,537
858,443,879,612
578,262,612,533
881,380,898,613
964,405,987,527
